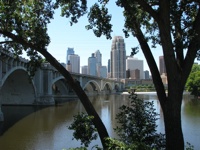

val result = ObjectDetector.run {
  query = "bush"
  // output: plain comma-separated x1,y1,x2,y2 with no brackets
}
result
68,112,98,148
114,92,166,149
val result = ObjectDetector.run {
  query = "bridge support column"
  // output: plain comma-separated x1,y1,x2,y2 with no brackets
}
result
34,66,55,105
79,77,83,87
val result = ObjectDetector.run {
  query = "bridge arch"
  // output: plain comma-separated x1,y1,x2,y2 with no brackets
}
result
102,82,113,94
0,67,36,105
114,83,120,92
83,80,101,95
1,66,27,86
51,77,71,95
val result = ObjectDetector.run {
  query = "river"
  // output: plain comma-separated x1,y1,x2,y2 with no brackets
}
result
0,92,200,149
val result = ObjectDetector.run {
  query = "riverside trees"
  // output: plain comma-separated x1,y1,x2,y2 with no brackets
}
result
0,1,200,149
186,64,200,97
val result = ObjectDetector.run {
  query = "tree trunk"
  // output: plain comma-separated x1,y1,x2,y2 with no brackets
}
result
163,88,184,150
39,49,109,148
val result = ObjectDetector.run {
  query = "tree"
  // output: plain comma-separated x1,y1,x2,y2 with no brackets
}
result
75,1,199,149
0,1,109,148
186,64,200,97
115,92,166,149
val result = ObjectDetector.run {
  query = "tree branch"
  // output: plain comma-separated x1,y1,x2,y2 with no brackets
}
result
0,40,14,44
136,0,159,21
122,2,167,110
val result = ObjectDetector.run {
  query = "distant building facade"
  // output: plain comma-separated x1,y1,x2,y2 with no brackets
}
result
110,36,126,79
107,59,111,78
66,48,74,64
81,66,88,75
126,56,144,79
144,70,150,79
88,53,97,76
67,54,80,73
99,66,107,78
159,56,166,75
94,50,102,77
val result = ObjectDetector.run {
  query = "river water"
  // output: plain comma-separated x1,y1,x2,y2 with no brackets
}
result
0,92,200,150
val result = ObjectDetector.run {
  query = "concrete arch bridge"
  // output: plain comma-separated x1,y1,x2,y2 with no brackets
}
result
0,49,124,121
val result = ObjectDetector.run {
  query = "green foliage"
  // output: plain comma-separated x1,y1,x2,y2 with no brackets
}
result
0,0,55,75
104,138,151,150
68,112,98,148
185,142,194,150
186,64,200,96
56,0,87,26
114,92,166,149
86,2,112,39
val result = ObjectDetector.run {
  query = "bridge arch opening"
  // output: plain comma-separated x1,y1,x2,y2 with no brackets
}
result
114,84,120,92
0,69,36,105
52,78,72,96
83,80,101,95
102,82,112,94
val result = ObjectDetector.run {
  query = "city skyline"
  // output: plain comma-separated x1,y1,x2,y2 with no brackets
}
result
46,1,163,72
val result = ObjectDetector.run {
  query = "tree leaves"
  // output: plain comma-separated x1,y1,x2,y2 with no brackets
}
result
86,3,112,39
115,92,166,149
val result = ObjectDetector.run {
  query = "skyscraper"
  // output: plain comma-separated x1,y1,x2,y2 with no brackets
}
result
159,56,166,75
110,36,126,79
99,66,107,78
94,50,102,66
68,54,80,73
107,59,111,78
126,56,144,79
81,66,88,74
88,53,97,76
94,50,102,77
107,59,111,73
66,48,74,64
144,70,150,79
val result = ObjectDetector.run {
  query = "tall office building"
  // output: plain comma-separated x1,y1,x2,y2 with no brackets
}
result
81,66,88,74
66,48,74,64
110,36,126,79
88,53,97,76
94,50,102,66
107,59,111,78
99,66,107,78
68,54,80,73
144,70,150,79
130,69,140,79
107,59,111,73
126,56,144,79
159,56,166,75
94,50,102,77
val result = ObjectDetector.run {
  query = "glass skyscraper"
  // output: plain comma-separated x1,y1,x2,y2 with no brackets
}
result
66,48,74,64
88,53,97,76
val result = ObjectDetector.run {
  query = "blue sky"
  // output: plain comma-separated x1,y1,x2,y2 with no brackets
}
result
47,1,163,71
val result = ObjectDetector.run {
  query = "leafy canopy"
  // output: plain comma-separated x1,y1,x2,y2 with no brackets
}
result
186,64,200,96
115,92,166,149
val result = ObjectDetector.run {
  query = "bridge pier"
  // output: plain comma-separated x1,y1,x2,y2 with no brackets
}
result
36,95,55,105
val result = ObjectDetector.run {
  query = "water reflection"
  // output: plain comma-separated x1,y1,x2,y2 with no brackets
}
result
0,93,199,149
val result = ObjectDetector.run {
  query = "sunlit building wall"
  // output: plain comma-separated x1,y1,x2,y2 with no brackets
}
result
126,56,144,79
110,36,126,79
